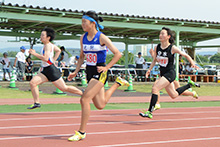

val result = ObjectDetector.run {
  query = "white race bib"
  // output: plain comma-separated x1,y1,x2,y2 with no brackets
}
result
86,53,97,66
157,56,168,67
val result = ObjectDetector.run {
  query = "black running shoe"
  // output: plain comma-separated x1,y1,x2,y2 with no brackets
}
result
27,103,41,109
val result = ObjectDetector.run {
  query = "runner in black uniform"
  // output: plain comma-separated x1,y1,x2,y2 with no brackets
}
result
148,48,199,110
139,27,200,119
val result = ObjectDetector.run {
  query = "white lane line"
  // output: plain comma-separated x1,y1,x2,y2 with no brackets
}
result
92,137,220,147
1,110,220,122
0,125,220,141
0,116,220,130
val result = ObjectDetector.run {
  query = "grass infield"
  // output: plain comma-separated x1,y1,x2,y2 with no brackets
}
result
0,101,220,113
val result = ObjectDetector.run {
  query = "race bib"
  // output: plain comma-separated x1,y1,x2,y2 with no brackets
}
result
157,56,168,67
86,53,97,65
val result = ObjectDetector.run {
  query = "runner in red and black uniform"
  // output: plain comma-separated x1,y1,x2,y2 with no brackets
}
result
139,27,200,119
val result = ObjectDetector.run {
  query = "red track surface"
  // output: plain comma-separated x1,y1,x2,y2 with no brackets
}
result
0,107,220,147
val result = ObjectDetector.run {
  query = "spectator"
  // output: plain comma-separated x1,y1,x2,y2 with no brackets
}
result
25,57,33,81
185,63,194,75
135,52,145,81
179,55,185,75
69,55,79,67
58,46,69,67
13,46,26,81
0,52,11,81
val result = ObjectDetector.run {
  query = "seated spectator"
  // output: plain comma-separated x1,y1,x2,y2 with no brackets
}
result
185,63,194,75
25,57,33,81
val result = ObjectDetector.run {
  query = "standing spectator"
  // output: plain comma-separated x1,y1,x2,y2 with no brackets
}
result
13,46,26,81
25,57,33,81
135,52,145,81
0,52,11,81
58,46,69,67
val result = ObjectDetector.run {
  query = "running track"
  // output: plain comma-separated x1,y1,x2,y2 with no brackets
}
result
0,107,220,147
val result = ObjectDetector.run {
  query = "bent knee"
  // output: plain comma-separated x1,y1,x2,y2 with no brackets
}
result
29,81,37,87
96,106,104,110
170,94,177,99
152,86,159,93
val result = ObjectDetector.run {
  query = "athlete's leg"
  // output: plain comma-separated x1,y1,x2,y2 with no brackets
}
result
78,79,104,133
29,73,48,103
52,77,82,96
174,80,198,98
78,78,126,132
92,82,121,109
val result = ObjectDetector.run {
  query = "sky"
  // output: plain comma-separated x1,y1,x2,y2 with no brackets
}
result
1,0,220,54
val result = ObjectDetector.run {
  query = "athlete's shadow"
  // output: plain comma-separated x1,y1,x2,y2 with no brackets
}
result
0,133,68,141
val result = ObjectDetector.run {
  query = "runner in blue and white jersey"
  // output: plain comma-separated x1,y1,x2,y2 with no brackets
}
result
67,11,129,142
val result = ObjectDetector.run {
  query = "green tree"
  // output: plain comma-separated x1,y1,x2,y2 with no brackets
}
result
196,55,209,63
6,51,17,57
210,53,220,63
106,51,134,65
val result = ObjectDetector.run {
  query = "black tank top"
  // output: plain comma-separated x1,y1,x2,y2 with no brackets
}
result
156,44,175,73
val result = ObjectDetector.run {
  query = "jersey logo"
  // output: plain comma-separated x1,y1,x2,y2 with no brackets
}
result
163,52,167,57
90,45,94,50
158,51,162,56
94,38,98,42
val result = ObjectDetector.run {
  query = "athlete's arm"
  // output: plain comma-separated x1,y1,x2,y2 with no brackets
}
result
99,33,121,72
146,46,157,77
171,46,197,68
29,43,51,62
53,45,61,61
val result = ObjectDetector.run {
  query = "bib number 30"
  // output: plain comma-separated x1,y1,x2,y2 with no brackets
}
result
86,53,97,65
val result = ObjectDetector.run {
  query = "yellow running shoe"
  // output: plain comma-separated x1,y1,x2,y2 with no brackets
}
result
116,77,129,86
192,91,199,99
68,131,86,141
154,104,161,111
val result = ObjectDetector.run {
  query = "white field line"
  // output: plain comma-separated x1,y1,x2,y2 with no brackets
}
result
0,116,220,130
92,137,220,147
0,125,220,141
0,106,219,115
1,110,220,122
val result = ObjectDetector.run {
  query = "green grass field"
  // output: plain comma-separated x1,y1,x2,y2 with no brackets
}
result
0,88,78,99
0,83,219,113
1,83,220,99
1,101,220,113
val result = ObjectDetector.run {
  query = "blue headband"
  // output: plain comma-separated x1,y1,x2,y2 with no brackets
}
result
82,15,104,31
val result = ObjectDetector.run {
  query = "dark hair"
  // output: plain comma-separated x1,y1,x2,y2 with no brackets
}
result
60,46,65,51
42,27,55,41
26,56,31,62
83,10,103,23
162,27,175,44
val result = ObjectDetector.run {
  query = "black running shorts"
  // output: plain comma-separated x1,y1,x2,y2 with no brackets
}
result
86,63,108,84
41,64,61,82
160,68,176,83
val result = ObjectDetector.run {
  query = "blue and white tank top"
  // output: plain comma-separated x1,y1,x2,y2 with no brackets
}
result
41,42,54,67
82,31,107,66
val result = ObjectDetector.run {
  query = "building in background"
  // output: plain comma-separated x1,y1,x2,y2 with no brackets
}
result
133,45,148,56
